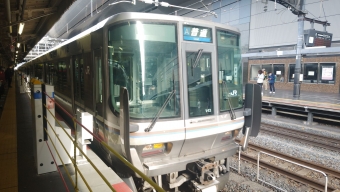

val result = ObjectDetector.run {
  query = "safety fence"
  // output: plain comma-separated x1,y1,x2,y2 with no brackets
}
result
38,89,165,192
231,147,328,192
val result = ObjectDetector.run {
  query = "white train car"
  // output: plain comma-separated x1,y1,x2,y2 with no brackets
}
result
21,12,261,191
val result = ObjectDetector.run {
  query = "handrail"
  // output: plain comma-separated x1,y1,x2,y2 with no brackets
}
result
45,140,71,192
44,106,115,191
44,115,91,191
257,151,328,192
43,125,76,189
43,92,165,192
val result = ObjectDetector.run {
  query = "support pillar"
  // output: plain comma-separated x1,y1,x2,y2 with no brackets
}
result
293,0,305,98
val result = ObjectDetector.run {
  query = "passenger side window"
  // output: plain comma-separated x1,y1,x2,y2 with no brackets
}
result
186,51,213,117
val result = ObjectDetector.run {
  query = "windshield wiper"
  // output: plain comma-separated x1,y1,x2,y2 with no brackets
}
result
144,90,176,132
193,49,203,68
223,81,236,120
145,71,176,132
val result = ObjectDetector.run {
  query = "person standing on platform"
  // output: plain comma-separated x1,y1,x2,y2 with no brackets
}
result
0,68,5,95
5,66,13,88
257,69,264,95
262,69,268,91
268,72,276,94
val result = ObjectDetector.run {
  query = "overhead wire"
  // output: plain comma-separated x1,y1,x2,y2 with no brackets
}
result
53,0,332,38
321,0,328,21
188,0,331,21
191,0,333,34
238,12,340,33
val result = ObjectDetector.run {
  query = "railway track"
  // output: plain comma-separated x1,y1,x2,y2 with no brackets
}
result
260,123,340,152
236,143,340,191
235,122,340,191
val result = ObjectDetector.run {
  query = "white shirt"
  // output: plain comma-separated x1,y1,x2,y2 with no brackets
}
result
257,74,264,83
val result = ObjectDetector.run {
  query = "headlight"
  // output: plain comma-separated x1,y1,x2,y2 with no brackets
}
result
141,143,172,158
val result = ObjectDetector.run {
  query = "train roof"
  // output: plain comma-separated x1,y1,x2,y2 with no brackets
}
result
21,12,240,67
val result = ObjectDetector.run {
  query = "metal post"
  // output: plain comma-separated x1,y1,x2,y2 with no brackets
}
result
238,145,241,174
91,0,93,17
307,112,313,125
42,84,47,141
293,0,305,98
271,106,277,116
73,118,78,192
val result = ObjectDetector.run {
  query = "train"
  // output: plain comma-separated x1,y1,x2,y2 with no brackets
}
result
19,12,261,191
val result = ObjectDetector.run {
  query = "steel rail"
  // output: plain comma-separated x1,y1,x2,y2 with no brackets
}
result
257,151,328,192
239,146,337,191
260,124,340,151
248,143,340,179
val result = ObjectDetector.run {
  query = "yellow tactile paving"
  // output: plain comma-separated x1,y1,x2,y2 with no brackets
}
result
0,84,18,192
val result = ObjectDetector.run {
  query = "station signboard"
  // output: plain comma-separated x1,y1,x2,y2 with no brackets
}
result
304,29,332,47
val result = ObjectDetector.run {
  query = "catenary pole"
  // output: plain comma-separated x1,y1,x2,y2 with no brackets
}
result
293,0,305,97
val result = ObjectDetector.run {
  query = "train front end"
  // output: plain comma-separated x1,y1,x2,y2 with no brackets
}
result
103,13,260,191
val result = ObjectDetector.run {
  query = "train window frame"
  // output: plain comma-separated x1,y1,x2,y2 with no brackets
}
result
216,29,242,113
34,63,43,80
57,61,67,91
107,21,181,119
94,49,103,104
319,63,336,84
186,51,214,117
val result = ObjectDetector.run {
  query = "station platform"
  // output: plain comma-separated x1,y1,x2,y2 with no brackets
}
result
261,89,340,111
260,88,340,124
0,78,133,192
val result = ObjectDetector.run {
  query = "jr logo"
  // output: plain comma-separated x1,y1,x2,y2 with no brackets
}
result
229,90,238,96
205,109,212,113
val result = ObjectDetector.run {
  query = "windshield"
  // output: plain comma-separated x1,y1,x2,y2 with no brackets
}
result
216,30,243,112
186,51,214,117
108,21,180,119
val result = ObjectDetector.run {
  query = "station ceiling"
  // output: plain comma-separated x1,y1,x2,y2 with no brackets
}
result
0,0,202,66
0,0,76,66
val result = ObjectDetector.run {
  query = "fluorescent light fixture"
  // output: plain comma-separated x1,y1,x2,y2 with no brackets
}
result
18,23,25,35
17,43,20,48
16,51,18,53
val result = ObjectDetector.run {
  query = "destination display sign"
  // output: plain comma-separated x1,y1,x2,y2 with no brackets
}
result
183,25,212,43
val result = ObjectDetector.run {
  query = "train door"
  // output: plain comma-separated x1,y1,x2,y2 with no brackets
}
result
72,55,84,108
180,42,217,156
49,63,54,85
43,63,47,83
93,48,106,141
44,63,54,85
